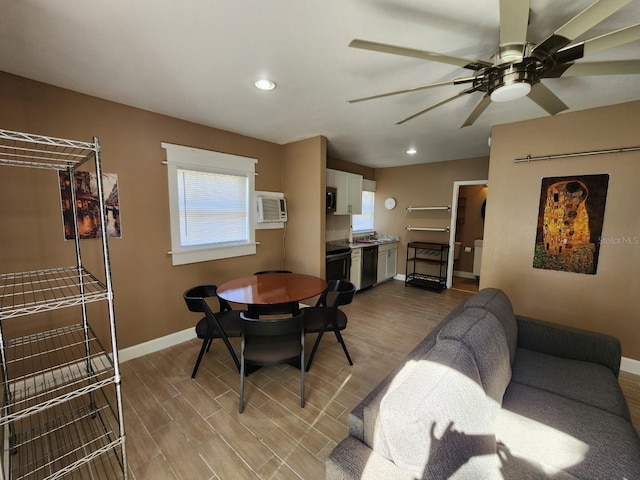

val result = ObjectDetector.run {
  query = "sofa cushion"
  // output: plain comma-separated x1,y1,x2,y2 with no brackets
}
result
496,382,640,479
379,339,497,479
357,300,467,446
437,307,511,406
464,288,518,364
512,347,631,421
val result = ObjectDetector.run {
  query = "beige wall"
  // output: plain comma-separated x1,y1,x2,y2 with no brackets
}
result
282,136,326,277
374,157,490,275
0,72,320,349
483,100,640,361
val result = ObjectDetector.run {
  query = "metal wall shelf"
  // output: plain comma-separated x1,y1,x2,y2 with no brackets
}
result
406,205,451,212
405,226,450,232
0,129,126,480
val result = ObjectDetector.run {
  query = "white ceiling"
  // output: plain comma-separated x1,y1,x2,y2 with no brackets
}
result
1,0,639,168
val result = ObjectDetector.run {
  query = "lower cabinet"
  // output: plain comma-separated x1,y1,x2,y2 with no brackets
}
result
350,248,361,290
376,242,398,284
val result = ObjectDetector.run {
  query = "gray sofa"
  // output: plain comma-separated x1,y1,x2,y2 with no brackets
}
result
327,288,640,479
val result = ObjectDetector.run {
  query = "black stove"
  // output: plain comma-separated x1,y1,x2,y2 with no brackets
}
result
325,243,351,281
326,244,351,255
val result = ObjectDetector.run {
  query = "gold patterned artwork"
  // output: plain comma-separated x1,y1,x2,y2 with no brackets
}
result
533,174,609,275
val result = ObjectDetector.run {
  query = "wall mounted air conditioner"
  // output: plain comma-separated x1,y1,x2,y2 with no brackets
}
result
257,194,287,223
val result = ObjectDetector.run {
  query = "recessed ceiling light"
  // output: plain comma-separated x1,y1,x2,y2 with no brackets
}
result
406,148,418,155
254,78,277,91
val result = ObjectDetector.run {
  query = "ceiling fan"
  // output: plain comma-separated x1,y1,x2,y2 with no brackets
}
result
348,0,640,127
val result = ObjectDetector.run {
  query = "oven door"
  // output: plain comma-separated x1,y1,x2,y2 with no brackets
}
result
326,251,351,281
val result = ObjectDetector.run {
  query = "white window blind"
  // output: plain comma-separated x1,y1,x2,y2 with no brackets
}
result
177,169,248,247
163,142,257,265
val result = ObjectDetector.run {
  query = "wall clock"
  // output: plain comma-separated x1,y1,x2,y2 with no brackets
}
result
384,197,396,210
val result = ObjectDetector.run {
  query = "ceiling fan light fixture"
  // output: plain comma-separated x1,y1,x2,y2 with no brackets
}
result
490,81,531,102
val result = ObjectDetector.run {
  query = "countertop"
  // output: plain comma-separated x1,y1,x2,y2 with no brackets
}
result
328,236,399,250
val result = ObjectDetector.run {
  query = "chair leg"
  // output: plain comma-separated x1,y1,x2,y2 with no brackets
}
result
220,334,241,372
239,356,245,414
332,328,353,366
300,332,305,407
305,328,326,372
191,338,209,379
205,338,214,353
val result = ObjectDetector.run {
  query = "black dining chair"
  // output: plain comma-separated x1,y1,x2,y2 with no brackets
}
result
302,279,356,372
183,285,243,378
239,310,305,413
251,270,298,317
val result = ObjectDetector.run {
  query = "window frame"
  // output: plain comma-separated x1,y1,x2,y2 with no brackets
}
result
163,142,257,266
353,190,375,234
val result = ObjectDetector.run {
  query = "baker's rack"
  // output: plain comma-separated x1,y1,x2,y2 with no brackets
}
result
0,129,126,479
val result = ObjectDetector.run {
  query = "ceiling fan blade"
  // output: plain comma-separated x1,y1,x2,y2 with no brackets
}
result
461,95,492,128
535,0,633,55
348,79,459,103
555,23,640,63
396,88,476,125
349,39,491,70
562,59,640,76
527,83,569,115
500,0,530,46
584,23,640,56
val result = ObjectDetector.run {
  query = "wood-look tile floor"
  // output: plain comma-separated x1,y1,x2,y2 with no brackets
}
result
122,279,640,480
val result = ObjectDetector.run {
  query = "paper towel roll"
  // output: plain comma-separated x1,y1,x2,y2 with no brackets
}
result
464,246,472,253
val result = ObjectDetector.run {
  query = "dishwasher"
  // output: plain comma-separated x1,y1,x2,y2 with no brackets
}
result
360,245,378,290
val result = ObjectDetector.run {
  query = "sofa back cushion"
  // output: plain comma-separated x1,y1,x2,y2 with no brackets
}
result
464,288,518,364
379,339,497,479
437,307,512,406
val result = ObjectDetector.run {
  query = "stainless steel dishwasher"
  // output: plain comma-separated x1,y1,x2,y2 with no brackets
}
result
360,245,378,290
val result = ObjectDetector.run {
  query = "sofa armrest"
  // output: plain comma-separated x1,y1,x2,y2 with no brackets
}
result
516,315,622,376
326,436,415,480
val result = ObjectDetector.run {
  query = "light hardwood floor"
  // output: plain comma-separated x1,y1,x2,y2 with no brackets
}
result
122,279,640,479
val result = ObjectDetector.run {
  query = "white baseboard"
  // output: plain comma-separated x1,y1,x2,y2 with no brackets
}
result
118,327,195,363
116,309,640,377
118,302,312,363
453,270,475,279
621,356,640,375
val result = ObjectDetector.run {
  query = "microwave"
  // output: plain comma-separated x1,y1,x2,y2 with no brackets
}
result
326,187,337,213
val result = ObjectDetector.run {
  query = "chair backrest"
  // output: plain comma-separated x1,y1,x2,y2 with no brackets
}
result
253,270,292,275
183,284,232,315
252,271,297,316
317,280,356,308
240,311,304,338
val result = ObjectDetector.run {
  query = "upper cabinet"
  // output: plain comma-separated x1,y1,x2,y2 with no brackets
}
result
328,168,363,215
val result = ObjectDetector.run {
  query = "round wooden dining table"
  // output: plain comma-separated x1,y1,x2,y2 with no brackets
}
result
217,272,327,315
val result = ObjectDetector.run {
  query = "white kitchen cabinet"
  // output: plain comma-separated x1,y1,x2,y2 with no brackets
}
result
326,168,336,188
376,242,398,283
329,169,363,215
350,248,362,290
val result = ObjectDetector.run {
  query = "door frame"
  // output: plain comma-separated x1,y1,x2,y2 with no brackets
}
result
446,179,488,288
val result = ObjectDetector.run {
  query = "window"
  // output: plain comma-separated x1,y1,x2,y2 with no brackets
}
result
353,190,375,233
163,142,257,265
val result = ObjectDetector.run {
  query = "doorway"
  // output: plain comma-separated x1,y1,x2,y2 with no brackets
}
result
446,180,488,290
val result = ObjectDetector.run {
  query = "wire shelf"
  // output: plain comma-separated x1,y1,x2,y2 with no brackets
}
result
0,267,108,320
1,129,125,479
7,391,124,480
0,129,97,171
2,324,115,426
